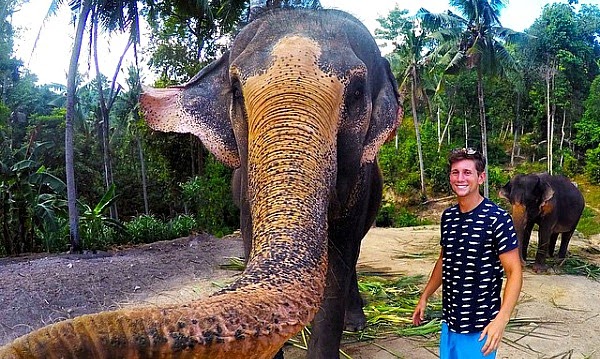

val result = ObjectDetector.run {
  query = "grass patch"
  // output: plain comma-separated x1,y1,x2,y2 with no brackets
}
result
219,256,246,271
353,274,442,338
558,256,600,280
573,177,600,237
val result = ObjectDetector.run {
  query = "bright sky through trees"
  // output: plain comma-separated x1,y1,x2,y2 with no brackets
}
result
11,0,600,86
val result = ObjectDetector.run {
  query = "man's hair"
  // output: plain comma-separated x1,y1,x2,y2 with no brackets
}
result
448,148,486,174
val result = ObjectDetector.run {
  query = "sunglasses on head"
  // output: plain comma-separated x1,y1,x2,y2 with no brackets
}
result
451,147,479,156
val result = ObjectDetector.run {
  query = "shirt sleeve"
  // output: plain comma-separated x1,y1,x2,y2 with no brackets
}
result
493,211,519,254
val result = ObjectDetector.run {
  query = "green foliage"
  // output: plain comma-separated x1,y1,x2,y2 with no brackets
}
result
78,184,127,250
486,165,510,190
576,207,600,238
355,275,442,338
180,156,239,237
376,203,429,228
558,151,583,178
35,216,69,253
124,214,198,244
560,256,600,280
0,132,67,255
145,0,247,84
584,145,600,184
574,74,600,151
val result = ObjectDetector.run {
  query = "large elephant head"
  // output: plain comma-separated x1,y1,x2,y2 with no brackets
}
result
499,173,554,260
0,8,400,359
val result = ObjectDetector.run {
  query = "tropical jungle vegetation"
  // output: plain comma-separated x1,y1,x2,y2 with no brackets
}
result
2,0,600,256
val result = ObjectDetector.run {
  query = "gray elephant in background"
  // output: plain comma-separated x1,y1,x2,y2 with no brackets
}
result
499,173,585,272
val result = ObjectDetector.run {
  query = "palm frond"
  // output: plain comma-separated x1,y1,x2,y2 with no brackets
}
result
417,8,466,30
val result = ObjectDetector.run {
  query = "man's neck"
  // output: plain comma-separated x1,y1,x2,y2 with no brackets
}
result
457,194,484,213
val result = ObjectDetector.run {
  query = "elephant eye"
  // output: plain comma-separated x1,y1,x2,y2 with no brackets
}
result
232,81,243,101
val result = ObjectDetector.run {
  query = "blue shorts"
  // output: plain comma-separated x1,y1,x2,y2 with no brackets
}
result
440,322,497,359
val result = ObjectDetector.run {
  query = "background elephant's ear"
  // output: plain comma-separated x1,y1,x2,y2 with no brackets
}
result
361,58,403,164
499,182,511,200
140,53,240,168
541,181,555,204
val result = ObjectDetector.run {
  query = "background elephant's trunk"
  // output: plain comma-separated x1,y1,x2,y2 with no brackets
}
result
510,203,529,261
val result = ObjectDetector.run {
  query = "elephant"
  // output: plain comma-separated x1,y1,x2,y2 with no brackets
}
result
0,7,401,359
499,173,585,272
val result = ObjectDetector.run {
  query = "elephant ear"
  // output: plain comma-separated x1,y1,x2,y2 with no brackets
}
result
139,53,240,168
538,176,555,207
361,57,402,164
498,181,511,201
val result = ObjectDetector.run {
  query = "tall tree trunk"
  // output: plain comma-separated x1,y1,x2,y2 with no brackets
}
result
1,192,13,255
92,12,119,220
464,115,468,147
411,67,426,197
437,107,441,143
545,64,555,175
477,69,489,197
437,105,454,153
511,92,521,167
136,132,149,215
559,108,566,167
65,0,92,253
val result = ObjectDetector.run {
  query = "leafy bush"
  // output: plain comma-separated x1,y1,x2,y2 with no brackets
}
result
78,185,128,250
180,156,238,237
426,153,451,194
487,165,510,189
376,202,427,228
125,214,198,244
36,217,69,253
560,151,583,178
125,215,171,244
169,214,198,238
585,145,600,184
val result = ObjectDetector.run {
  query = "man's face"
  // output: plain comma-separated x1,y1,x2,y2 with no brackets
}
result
449,159,485,199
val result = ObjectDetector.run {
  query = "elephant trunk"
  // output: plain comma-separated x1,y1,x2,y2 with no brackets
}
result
510,203,528,260
0,40,342,359
0,133,331,359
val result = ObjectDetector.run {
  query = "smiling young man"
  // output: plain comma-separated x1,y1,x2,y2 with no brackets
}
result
412,148,523,358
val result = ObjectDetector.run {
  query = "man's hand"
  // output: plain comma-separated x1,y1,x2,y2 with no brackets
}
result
479,317,509,356
411,299,428,326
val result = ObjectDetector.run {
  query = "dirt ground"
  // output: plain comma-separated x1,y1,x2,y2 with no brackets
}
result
1,227,599,358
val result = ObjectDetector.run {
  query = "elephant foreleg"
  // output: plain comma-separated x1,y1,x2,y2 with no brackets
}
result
308,164,382,358
548,233,559,258
534,225,553,272
522,222,535,261
307,243,353,358
344,270,366,331
558,230,575,260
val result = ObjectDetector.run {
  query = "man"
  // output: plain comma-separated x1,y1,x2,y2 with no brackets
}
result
412,148,523,358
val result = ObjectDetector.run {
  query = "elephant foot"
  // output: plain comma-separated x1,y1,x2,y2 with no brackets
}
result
532,262,548,273
344,309,367,332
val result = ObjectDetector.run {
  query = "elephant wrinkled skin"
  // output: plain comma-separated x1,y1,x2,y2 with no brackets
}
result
0,8,401,359
499,173,585,272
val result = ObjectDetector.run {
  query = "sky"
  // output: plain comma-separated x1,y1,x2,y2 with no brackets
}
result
10,0,600,86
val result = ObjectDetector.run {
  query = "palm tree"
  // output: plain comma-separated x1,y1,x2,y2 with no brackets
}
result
65,0,92,252
376,8,430,197
41,0,141,251
113,66,149,214
419,0,520,196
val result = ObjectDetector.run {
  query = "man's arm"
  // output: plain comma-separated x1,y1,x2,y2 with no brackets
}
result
480,248,523,355
412,249,443,326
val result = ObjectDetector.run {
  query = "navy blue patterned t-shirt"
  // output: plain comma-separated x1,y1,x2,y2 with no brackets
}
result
440,198,518,333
